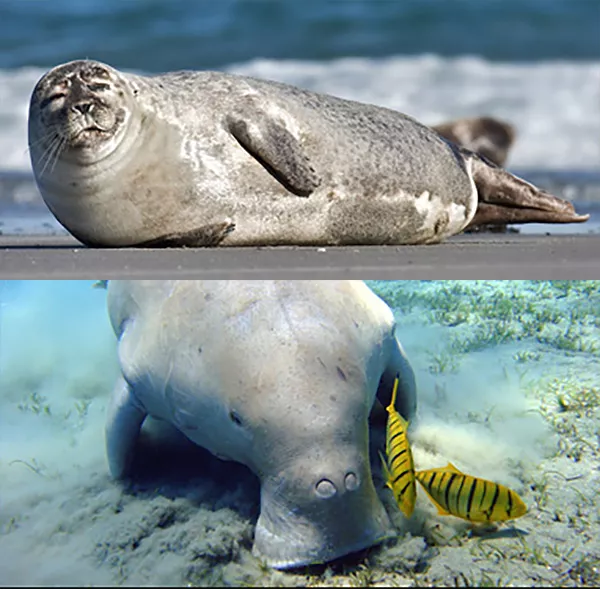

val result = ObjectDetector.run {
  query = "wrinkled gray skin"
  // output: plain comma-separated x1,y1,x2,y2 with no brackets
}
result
28,59,588,248
104,280,417,570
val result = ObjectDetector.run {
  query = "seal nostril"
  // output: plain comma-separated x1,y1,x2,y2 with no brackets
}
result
73,103,93,115
315,479,337,499
345,472,359,491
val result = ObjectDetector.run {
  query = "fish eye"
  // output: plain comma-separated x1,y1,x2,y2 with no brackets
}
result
229,410,243,427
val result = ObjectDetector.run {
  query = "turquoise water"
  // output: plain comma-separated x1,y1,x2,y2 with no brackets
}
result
0,280,598,586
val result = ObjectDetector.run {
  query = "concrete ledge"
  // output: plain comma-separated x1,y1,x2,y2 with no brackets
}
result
1,234,599,279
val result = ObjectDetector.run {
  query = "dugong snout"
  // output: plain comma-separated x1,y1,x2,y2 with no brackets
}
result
253,454,395,570
105,280,418,569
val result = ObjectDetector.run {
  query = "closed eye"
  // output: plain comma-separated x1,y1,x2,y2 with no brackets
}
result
88,83,111,92
40,93,66,110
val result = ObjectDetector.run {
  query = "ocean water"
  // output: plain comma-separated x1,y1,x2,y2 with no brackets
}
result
0,279,598,586
0,0,599,235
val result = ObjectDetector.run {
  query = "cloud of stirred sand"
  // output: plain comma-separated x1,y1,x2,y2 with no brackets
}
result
407,336,554,487
0,281,124,585
0,281,118,480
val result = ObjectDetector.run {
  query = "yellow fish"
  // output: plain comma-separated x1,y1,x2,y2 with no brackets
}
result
379,373,417,518
415,463,527,523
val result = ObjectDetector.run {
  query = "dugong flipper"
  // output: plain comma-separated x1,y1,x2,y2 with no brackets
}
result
104,280,417,569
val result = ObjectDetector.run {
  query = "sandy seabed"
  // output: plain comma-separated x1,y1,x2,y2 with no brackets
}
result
0,280,598,587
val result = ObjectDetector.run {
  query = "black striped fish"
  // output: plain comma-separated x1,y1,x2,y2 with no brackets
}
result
415,463,527,523
379,373,417,518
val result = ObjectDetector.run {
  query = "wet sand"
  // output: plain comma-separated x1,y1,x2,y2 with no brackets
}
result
1,234,600,279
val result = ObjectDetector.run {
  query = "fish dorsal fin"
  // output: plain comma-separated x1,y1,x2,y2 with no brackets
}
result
416,466,450,476
446,462,463,474
396,411,409,430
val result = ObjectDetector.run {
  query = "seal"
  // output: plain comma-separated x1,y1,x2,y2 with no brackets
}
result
105,280,417,569
432,116,515,168
28,59,589,247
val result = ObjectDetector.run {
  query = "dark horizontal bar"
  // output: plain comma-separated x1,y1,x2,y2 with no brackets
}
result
1,234,599,280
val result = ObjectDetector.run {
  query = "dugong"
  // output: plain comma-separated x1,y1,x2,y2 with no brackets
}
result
105,280,417,569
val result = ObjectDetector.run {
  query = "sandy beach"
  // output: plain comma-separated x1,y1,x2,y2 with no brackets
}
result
0,280,598,587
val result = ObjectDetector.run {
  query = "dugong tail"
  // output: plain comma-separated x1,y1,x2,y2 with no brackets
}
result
465,152,590,229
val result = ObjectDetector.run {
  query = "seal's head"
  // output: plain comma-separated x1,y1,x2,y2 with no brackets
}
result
28,59,134,167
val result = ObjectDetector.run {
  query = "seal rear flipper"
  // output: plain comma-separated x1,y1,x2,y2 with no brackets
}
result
105,375,147,479
467,152,590,228
226,113,321,197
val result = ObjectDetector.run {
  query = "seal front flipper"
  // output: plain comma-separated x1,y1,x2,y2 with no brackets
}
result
105,375,147,479
465,151,590,228
226,112,321,197
134,219,236,248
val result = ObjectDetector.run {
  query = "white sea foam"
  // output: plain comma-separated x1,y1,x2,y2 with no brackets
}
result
229,55,600,171
0,67,43,172
2,55,598,174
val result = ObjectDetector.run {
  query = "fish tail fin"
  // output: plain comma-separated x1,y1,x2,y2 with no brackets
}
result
387,372,400,413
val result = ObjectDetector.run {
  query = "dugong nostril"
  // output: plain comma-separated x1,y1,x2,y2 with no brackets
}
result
345,472,359,491
315,479,337,499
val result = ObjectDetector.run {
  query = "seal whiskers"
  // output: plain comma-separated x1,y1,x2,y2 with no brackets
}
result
36,133,66,179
